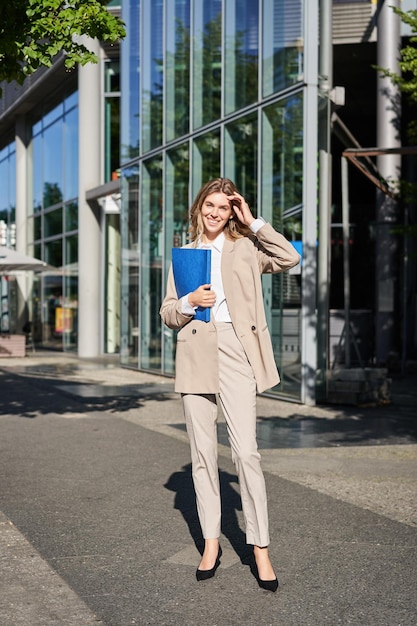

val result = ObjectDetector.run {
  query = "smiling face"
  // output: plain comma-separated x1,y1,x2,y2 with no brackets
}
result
201,192,233,241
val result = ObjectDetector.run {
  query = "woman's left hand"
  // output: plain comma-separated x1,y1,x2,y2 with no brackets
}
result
227,193,255,227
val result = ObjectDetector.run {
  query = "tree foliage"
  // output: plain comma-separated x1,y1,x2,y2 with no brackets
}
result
378,7,417,143
0,0,125,86
377,7,417,227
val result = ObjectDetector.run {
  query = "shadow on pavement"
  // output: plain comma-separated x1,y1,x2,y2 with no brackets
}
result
0,370,173,418
164,463,252,564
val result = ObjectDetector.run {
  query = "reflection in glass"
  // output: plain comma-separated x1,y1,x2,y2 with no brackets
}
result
64,105,78,200
225,113,258,205
166,143,189,253
261,95,303,400
0,143,16,230
62,275,78,351
104,59,121,182
44,208,63,238
65,234,78,266
34,215,42,241
166,0,190,141
142,0,163,152
32,136,42,213
43,102,63,129
121,0,140,162
163,143,190,374
224,0,259,115
263,0,303,97
0,156,6,219
105,213,121,354
33,243,41,260
141,157,162,370
42,275,63,349
105,96,120,182
105,59,120,92
29,92,79,352
63,235,78,351
44,239,62,267
192,0,222,129
65,202,78,233
120,166,139,367
262,96,303,227
64,91,78,112
192,130,221,197
43,122,63,208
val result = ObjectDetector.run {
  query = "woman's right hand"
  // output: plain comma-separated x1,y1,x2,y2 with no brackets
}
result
188,284,216,308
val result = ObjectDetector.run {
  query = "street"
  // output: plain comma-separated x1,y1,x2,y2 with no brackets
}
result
1,354,416,625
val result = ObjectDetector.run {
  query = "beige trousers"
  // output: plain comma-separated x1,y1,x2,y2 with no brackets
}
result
182,322,270,547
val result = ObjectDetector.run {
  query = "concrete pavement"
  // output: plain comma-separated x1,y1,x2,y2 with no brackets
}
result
0,352,416,625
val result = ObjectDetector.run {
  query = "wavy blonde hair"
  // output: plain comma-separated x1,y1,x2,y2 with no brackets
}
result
188,178,252,243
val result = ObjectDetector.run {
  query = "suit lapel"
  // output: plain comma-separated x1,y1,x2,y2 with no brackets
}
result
221,237,236,313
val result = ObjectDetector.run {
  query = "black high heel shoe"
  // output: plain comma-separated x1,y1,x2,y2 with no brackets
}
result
252,557,279,592
196,546,222,581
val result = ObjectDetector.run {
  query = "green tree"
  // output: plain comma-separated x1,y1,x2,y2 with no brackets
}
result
378,7,417,144
377,7,417,238
0,0,125,86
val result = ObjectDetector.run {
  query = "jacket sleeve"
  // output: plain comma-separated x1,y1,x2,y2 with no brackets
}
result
252,222,301,273
159,265,194,330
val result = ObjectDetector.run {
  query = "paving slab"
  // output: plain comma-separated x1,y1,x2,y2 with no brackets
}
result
0,355,416,625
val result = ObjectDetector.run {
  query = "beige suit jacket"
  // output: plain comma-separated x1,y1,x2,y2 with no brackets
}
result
160,223,301,394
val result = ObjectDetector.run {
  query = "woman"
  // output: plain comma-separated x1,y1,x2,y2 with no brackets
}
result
160,178,300,591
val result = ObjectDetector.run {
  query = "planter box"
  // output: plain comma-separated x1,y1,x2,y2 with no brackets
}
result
0,334,26,357
328,368,391,406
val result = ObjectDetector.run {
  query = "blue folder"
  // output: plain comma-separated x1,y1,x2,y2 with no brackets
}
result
171,247,212,322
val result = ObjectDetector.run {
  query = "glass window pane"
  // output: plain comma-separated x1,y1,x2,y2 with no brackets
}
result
33,243,41,260
43,102,64,129
44,208,63,238
120,166,139,367
166,0,190,141
64,105,78,200
33,119,42,136
32,135,43,213
43,122,63,208
192,130,220,197
105,213,121,354
224,0,259,115
63,235,78,351
193,1,222,129
261,94,303,401
105,96,121,182
43,275,63,349
140,156,162,370
65,202,78,233
64,91,78,112
34,215,42,241
224,113,258,205
121,0,140,162
163,143,190,374
65,234,78,267
166,143,189,252
62,274,78,351
44,239,63,267
262,95,303,225
262,0,303,97
9,152,16,223
104,60,120,92
0,143,15,229
142,0,163,152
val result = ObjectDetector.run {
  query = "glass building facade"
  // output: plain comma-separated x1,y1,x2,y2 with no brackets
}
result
0,142,16,333
28,93,79,350
120,0,317,401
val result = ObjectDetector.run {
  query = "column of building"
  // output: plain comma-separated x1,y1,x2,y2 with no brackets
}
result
77,38,102,357
376,0,401,366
